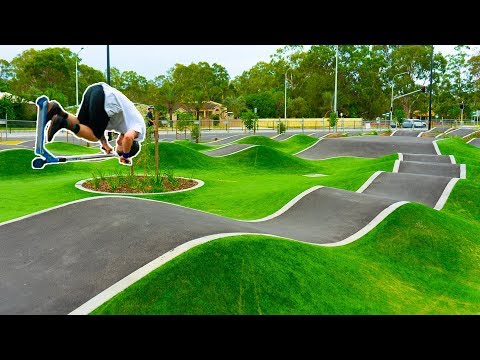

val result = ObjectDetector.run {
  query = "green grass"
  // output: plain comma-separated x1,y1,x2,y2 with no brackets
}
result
173,140,220,152
45,142,102,155
0,141,396,222
92,203,480,315
11,136,480,314
92,138,480,315
437,137,480,223
235,134,318,154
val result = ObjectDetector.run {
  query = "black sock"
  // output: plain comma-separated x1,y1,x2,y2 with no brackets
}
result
47,102,68,120
63,118,80,134
71,123,80,134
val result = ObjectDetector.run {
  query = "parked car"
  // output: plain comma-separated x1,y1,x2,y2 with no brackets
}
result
390,121,397,128
402,120,413,128
413,120,427,128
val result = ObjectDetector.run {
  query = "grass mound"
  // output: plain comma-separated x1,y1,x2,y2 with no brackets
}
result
235,134,317,154
92,203,480,315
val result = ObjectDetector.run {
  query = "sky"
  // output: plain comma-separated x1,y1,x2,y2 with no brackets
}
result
1,45,478,81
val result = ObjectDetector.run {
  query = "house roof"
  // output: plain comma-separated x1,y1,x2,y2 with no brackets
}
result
172,101,226,112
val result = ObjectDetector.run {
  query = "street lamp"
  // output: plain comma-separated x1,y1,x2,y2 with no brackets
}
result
427,45,434,130
284,69,291,129
390,71,409,124
334,45,338,115
75,47,85,106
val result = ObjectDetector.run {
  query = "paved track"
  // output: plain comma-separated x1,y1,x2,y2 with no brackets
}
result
203,143,256,157
205,134,250,145
360,172,453,208
296,136,437,159
273,133,296,141
401,153,452,163
0,188,399,314
445,128,477,138
468,138,480,147
392,130,424,137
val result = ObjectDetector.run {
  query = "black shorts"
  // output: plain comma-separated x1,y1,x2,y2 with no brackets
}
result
77,84,109,139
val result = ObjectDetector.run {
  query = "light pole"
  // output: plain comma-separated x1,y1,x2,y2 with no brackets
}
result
334,45,338,115
390,71,409,125
75,47,84,106
284,69,290,128
106,45,110,85
427,45,434,130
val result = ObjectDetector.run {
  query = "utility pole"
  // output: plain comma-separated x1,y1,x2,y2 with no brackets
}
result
334,45,338,115
106,45,112,142
428,45,434,130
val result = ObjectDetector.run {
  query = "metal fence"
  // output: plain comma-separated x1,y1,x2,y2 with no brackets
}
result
2,117,478,142
156,118,480,133
0,119,36,140
0,119,90,146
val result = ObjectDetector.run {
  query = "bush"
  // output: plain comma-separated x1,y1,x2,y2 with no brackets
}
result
279,121,286,134
328,111,338,128
190,124,200,143
241,110,257,131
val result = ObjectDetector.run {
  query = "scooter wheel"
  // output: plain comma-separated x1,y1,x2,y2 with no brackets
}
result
32,158,46,169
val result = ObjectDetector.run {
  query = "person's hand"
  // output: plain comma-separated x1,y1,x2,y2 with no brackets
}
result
101,145,114,154
119,156,131,165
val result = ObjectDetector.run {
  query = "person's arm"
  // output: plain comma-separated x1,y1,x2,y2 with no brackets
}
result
119,129,140,164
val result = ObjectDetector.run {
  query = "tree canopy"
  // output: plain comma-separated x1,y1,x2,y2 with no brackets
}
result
1,45,478,121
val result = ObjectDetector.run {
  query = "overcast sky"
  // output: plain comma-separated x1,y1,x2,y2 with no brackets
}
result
1,45,477,81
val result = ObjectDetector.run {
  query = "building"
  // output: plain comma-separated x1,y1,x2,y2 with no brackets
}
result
171,101,227,121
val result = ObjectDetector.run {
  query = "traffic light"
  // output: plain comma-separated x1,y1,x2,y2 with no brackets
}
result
459,102,465,110
420,85,426,93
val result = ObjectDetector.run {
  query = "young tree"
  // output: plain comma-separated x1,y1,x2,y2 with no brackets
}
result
241,109,258,133
176,111,194,139
328,111,338,131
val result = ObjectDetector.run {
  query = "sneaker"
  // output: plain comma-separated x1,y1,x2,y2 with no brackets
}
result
47,115,67,142
46,101,66,121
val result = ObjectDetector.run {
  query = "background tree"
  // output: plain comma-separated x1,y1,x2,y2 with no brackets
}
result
224,96,247,119
0,59,13,92
176,111,194,139
244,91,277,118
388,45,432,118
468,52,480,112
287,97,308,118
157,75,181,121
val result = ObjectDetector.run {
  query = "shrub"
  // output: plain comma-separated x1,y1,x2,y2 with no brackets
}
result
191,124,200,143
328,111,338,128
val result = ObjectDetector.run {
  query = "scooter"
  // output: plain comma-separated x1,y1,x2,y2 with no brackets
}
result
32,96,116,169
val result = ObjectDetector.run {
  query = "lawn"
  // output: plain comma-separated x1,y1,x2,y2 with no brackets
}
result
5,135,478,314
91,137,480,314
0,137,396,222
233,134,318,154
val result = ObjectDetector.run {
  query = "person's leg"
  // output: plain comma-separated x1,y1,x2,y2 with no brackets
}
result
47,85,108,144
79,85,110,145
75,123,100,141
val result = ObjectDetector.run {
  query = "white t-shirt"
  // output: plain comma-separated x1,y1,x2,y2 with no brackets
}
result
90,82,146,142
